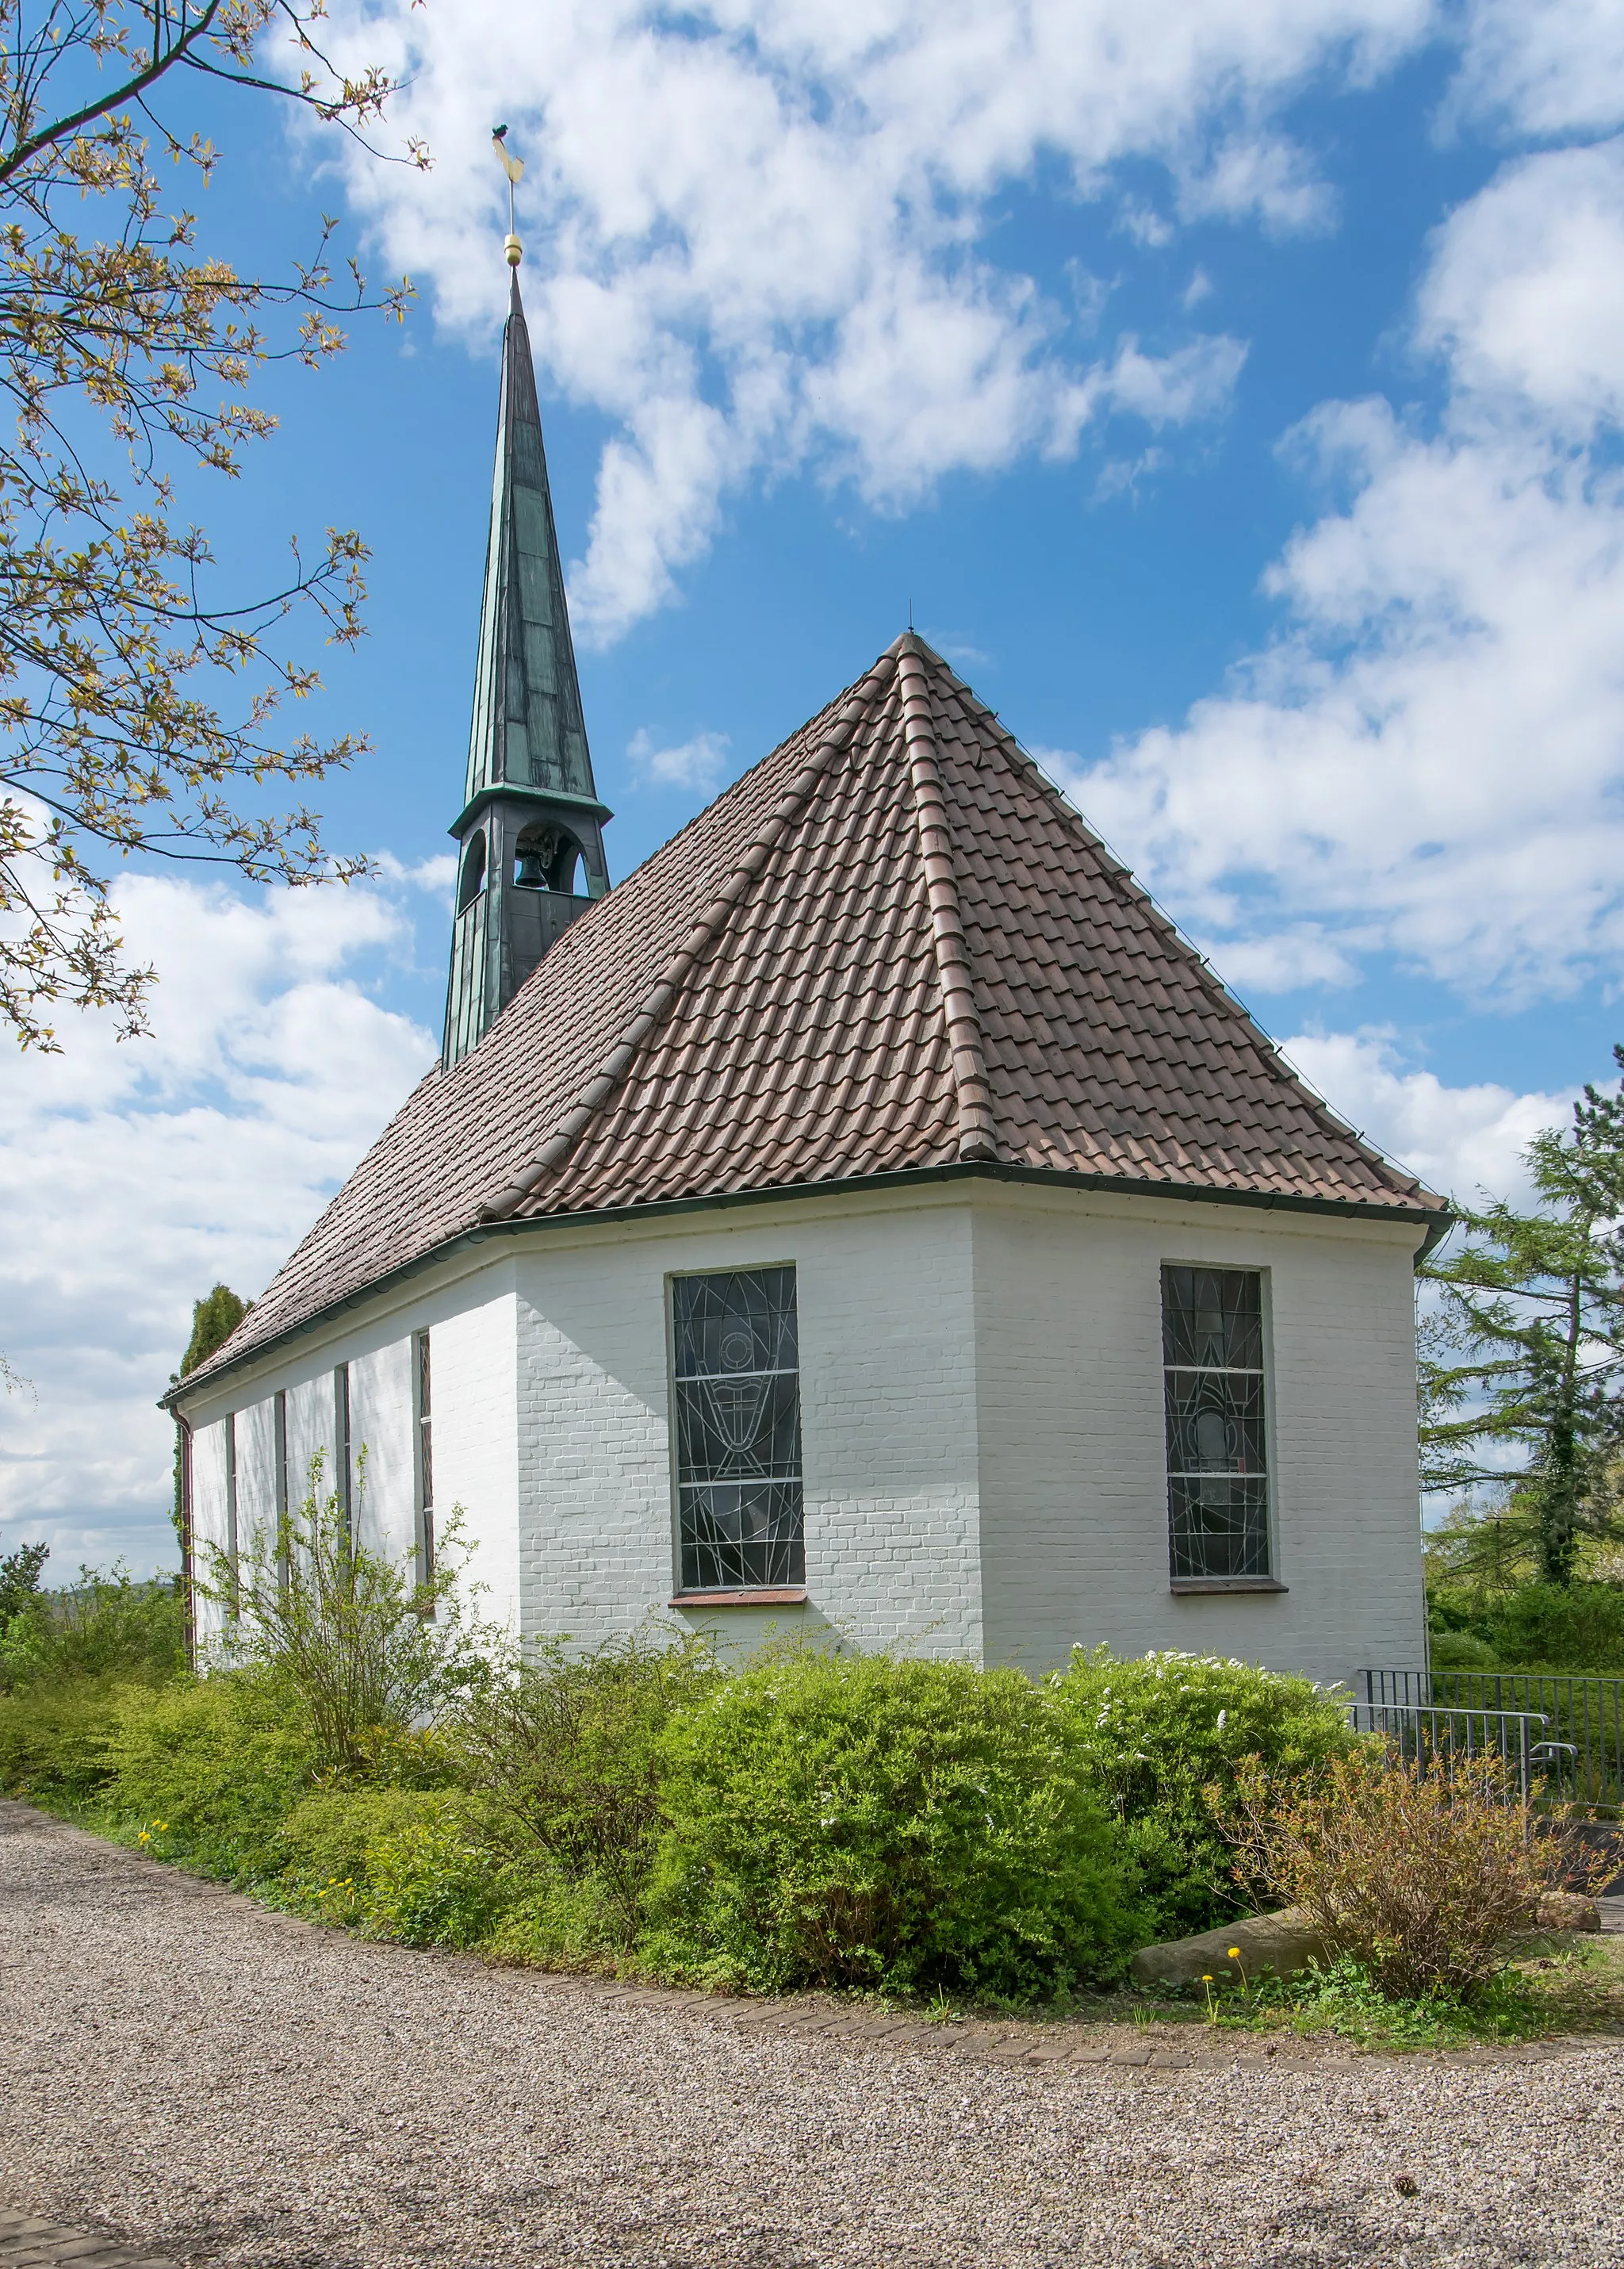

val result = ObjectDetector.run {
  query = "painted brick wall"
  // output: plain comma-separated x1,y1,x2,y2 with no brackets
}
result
513,1197,983,1658
971,1186,1428,1694
175,1180,1425,1690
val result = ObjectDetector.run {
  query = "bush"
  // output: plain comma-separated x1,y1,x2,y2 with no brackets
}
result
646,1647,1140,2000
0,1566,185,1692
1231,1746,1607,2000
0,1677,127,1802
1048,1648,1356,1941
204,1455,496,1776
1488,1583,1624,1671
278,1785,465,1888
362,1814,513,1949
101,1673,316,1880
1429,1630,1501,1672
456,1630,718,1942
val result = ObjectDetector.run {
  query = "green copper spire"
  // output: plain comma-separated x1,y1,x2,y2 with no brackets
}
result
464,271,596,806
444,247,611,1070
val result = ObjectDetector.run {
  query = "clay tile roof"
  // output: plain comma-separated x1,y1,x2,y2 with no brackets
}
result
183,634,1444,1390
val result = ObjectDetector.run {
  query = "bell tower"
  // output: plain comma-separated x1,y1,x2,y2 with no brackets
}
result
443,140,611,1070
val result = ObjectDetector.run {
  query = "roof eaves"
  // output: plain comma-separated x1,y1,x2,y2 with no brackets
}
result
162,1159,1453,1412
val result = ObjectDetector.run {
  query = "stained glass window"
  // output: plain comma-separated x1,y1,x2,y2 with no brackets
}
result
672,1267,804,1592
1162,1266,1271,1581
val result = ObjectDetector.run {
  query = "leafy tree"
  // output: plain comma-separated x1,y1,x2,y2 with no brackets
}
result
0,1,426,1052
1422,1048,1624,1585
0,1534,48,1626
171,1279,248,1545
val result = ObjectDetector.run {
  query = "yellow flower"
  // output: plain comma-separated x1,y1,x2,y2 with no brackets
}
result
1228,1948,1242,1960
1201,1973,1213,1982
137,1830,150,1844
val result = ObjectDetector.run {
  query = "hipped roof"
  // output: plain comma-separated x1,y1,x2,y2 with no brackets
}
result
182,636,1443,1395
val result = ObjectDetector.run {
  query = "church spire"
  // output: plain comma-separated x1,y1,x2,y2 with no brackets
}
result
443,138,611,1071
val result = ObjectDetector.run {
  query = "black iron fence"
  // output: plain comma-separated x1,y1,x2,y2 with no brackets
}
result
1358,1668,1624,1817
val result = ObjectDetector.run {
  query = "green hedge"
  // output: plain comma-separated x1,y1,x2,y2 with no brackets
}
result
646,1648,1143,1999
1048,1647,1356,1941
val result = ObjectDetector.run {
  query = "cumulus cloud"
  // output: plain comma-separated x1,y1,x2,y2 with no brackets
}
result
308,0,1447,642
628,726,732,791
0,876,436,1575
1282,1029,1570,1208
1065,131,1624,1004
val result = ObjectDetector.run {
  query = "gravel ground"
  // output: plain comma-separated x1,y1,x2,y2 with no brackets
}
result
3,1802,1622,2269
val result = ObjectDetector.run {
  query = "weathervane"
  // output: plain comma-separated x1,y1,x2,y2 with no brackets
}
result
492,124,524,267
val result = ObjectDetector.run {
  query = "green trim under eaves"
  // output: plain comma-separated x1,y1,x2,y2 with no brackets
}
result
450,782,615,838
163,1159,1452,1412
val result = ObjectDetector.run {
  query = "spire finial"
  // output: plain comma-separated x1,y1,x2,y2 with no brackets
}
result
492,125,524,267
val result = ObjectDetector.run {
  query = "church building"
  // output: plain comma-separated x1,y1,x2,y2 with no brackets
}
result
170,234,1447,1694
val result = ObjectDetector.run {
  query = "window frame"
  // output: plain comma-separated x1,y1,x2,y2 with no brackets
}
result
412,1328,435,1599
1159,1260,1285,1594
665,1262,806,1601
333,1363,352,1545
224,1409,239,1609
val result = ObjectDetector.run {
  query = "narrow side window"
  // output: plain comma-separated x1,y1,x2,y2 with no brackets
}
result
412,1329,435,1593
333,1363,352,1544
1161,1266,1271,1582
224,1411,239,1608
671,1267,803,1593
273,1388,290,1594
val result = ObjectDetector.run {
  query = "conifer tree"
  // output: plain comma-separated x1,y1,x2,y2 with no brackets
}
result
1422,1048,1624,1584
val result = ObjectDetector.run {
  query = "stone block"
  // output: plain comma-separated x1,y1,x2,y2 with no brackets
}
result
1131,1907,1327,1991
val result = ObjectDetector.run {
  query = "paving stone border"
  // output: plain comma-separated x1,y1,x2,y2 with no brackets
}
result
0,2210,175,2269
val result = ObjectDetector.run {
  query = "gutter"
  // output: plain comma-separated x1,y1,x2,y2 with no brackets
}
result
163,1158,1453,1412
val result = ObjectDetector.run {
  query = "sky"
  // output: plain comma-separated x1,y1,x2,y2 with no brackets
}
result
6,0,1624,1576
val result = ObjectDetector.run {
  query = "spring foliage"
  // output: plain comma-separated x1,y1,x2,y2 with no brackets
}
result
647,1648,1142,1998
1047,1648,1356,1940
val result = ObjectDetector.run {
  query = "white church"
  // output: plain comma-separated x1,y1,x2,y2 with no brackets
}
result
170,236,1446,1694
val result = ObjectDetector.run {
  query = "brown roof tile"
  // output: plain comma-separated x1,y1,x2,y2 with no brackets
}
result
185,634,1442,1389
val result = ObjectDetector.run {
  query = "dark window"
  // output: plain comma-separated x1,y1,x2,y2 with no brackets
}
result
413,1330,435,1591
456,830,486,913
273,1389,290,1594
672,1267,803,1592
334,1364,352,1542
1161,1267,1271,1581
224,1411,239,1606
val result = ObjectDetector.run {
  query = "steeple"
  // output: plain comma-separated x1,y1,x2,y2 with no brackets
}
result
443,165,611,1070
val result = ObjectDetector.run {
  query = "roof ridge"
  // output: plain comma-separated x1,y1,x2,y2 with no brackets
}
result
895,639,998,1164
477,650,902,1221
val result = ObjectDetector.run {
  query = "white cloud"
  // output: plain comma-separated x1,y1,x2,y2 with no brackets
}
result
1282,1028,1569,1206
1066,133,1624,1004
0,876,436,1577
313,0,1442,641
628,726,732,791
1451,0,1624,140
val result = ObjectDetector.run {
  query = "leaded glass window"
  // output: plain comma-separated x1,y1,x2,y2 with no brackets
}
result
1162,1266,1271,1581
672,1267,804,1592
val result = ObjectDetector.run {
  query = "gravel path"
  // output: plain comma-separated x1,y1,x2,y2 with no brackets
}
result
2,1800,1622,2269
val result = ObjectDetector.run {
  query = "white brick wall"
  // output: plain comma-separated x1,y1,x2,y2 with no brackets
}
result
512,1199,983,1658
972,1184,1428,1695
174,1177,1426,1688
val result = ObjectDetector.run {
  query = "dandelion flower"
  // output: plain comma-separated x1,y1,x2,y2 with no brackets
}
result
1228,1948,1241,1960
1201,1973,1213,1982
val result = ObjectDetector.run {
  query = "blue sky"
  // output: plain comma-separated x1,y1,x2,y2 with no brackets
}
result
6,0,1624,1573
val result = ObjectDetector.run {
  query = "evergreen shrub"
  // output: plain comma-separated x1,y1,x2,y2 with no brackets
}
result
0,1676,126,1802
1488,1583,1624,1671
456,1630,718,1943
645,1647,1140,1999
1048,1647,1356,1941
102,1673,316,1879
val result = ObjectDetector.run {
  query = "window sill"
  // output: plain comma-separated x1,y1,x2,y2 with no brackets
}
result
1170,1577,1288,1596
668,1588,808,1608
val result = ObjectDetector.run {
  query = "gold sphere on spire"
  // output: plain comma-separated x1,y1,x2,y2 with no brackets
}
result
504,232,523,267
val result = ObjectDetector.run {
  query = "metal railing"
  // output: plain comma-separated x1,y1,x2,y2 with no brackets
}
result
1350,1694,1570,1805
1358,1668,1623,1815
